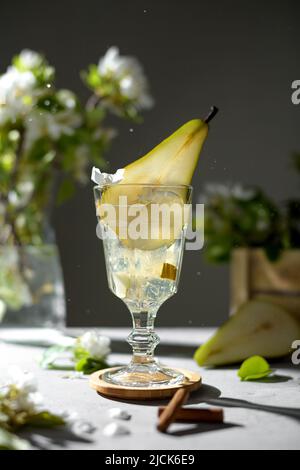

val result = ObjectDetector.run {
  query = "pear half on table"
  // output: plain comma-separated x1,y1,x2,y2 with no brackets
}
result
194,300,300,367
99,110,217,250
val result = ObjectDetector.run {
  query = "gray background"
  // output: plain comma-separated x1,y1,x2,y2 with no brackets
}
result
1,0,299,327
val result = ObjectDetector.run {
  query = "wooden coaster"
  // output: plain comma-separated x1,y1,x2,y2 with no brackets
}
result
89,367,202,400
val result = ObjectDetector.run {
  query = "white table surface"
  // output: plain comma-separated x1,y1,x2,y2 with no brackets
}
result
0,327,299,450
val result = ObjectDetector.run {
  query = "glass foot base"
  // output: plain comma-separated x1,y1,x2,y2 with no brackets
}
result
102,362,185,388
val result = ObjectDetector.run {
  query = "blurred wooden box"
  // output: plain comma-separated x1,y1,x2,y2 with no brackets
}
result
230,248,300,320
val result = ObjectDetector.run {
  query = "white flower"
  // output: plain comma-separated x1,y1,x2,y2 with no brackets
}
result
79,331,111,359
232,184,256,201
202,183,256,202
8,180,34,208
56,89,77,110
11,391,44,414
0,367,36,395
0,367,44,415
0,66,36,124
203,183,231,199
18,49,43,70
98,47,153,110
25,109,82,150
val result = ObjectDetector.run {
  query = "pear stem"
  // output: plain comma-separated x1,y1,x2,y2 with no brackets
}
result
204,106,219,124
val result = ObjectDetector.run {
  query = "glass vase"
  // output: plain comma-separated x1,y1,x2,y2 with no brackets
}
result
0,244,65,328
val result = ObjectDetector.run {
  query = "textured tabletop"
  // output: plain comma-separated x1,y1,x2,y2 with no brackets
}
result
0,328,299,450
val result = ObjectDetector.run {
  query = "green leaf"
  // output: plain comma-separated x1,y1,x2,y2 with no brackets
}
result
40,345,73,370
73,346,90,361
26,411,65,428
0,428,30,450
85,107,106,126
56,178,76,205
238,356,273,381
75,357,108,375
82,65,101,89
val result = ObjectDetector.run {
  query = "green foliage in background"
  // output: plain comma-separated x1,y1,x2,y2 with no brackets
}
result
0,48,153,247
200,155,300,263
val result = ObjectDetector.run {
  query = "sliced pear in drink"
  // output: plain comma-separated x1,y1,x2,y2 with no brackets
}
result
100,108,218,249
194,300,300,366
102,116,211,203
121,119,207,184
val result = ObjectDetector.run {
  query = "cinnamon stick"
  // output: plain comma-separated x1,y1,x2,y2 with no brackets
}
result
157,388,190,433
158,407,224,423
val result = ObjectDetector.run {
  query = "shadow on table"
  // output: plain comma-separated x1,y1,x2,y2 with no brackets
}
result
168,421,241,437
98,383,222,407
254,374,292,383
21,426,92,450
207,397,300,422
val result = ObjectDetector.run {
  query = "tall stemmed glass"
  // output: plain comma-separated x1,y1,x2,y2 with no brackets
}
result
94,183,192,388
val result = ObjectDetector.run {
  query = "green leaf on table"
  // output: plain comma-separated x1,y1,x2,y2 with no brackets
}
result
238,356,273,381
75,357,108,375
40,345,73,370
0,428,30,450
26,411,65,428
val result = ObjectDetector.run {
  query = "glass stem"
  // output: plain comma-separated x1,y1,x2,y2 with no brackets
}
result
127,309,160,365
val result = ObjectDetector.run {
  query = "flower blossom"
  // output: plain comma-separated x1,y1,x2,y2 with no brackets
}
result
25,109,82,150
0,367,43,415
0,66,36,124
98,47,154,110
78,331,111,359
17,49,43,70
